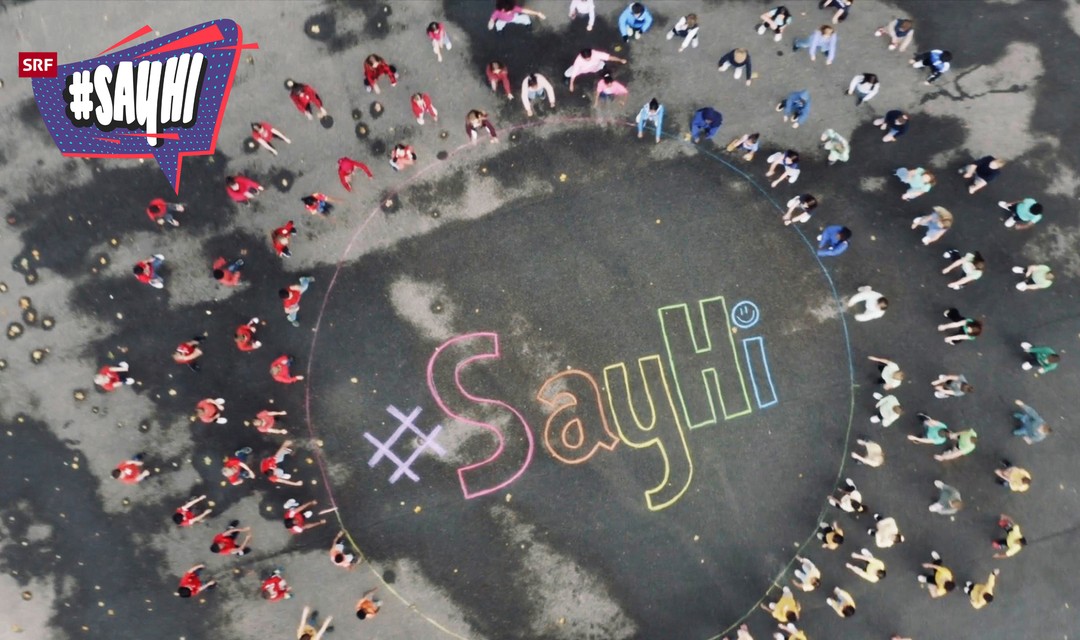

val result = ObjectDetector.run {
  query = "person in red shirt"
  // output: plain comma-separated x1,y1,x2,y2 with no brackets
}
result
389,144,417,171
94,361,134,391
337,157,373,192
283,498,328,535
270,354,305,384
486,61,513,99
250,121,291,155
252,409,288,435
133,254,165,289
195,397,227,424
427,21,452,62
302,193,335,216
212,257,244,286
280,276,314,326
271,220,296,258
260,568,292,601
261,440,303,486
221,447,256,486
172,337,205,371
411,93,439,125
234,317,262,352
363,54,398,94
112,454,150,484
177,564,216,598
225,175,264,205
286,79,328,120
210,520,252,556
145,198,184,227
466,110,499,144
172,494,212,527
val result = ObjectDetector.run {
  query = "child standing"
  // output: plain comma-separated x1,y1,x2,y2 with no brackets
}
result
783,194,817,225
286,80,327,120
272,220,296,258
848,286,887,321
338,157,373,191
486,61,513,99
618,2,654,42
911,50,952,84
133,255,165,288
847,73,880,105
145,198,184,227
411,93,439,125
635,98,664,143
302,193,336,216
895,167,935,200
667,14,700,51
568,0,595,31
363,54,398,94
876,18,914,51
281,276,315,326
911,206,952,245
250,121,291,155
427,22,451,62
793,25,838,65
820,129,850,164
594,72,630,108
225,175,263,204
777,90,811,128
488,1,546,32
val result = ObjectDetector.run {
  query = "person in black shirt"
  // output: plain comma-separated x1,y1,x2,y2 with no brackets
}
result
960,156,1006,194
873,110,909,143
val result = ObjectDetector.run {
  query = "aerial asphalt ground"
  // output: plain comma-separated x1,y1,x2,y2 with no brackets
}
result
1,1,1079,639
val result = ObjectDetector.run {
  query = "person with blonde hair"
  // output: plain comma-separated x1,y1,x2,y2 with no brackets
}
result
793,25,838,64
718,48,753,85
667,13,700,51
875,18,914,51
912,206,953,245
895,166,935,200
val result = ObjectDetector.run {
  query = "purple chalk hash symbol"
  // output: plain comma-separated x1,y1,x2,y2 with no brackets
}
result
365,405,445,484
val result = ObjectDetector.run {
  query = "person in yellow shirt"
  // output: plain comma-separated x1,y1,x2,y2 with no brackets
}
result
995,460,1031,492
826,586,856,617
818,520,845,550
776,622,809,640
846,548,886,583
993,514,1027,558
761,585,801,623
917,550,955,597
964,568,1000,609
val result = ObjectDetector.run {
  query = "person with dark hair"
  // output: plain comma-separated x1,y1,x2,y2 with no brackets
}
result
389,144,417,171
252,408,289,435
302,193,335,216
145,198,184,227
828,477,865,513
912,206,952,245
766,150,800,187
261,568,292,601
363,54,398,94
793,25,838,65
133,254,165,288
297,605,333,640
221,448,256,486
330,530,360,569
847,548,886,583
999,197,1043,229
717,49,753,86
690,107,722,143
941,250,985,289
756,6,792,42
112,454,150,484
817,225,851,256
934,428,977,461
195,397,227,425
965,569,1000,609
234,317,262,352
427,21,451,62
173,495,212,527
250,121,291,156
1019,344,1059,375
993,514,1027,558
667,13,700,51
211,257,244,286
411,92,439,125
281,276,315,326
635,98,664,143
285,80,327,120
918,551,955,597
783,193,817,225
931,373,973,398
94,361,135,391
486,61,513,99
283,498,328,535
594,72,629,108
271,221,296,259
910,49,952,84
826,586,856,617
225,174,263,204
938,308,982,344
908,414,951,446
564,48,626,92
961,156,1005,194
851,438,884,467
868,513,904,547
176,565,216,598
210,521,252,556
172,337,205,371
725,132,760,161
818,520,845,549
521,74,556,116
568,0,596,31
1014,264,1054,291
820,0,853,23
868,355,903,390
261,440,303,486
870,391,901,424
488,0,546,32
995,460,1032,492
874,109,909,142
618,2,653,42
876,17,915,51
847,73,879,104
777,90,811,128
355,587,381,619
466,110,498,144
270,354,305,384
848,286,887,322
761,585,800,623
337,157,373,192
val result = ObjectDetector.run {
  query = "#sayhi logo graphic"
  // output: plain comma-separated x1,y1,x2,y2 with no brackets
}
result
28,20,257,193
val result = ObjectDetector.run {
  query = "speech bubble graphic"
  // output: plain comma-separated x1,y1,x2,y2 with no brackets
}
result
30,20,256,193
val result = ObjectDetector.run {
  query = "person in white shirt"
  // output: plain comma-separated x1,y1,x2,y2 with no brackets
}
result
828,477,865,513
942,250,985,290
791,556,821,591
867,355,903,390
868,513,904,548
851,438,884,467
521,74,556,116
847,73,880,105
567,0,595,31
848,286,888,322
871,392,902,426
667,14,700,51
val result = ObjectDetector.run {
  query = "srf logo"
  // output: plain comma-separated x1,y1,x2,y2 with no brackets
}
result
19,52,58,78
29,21,258,193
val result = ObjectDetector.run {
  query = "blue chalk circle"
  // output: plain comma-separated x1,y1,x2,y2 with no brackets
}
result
731,300,760,329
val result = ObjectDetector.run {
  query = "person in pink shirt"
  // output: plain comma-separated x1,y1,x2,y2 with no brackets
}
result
426,21,451,62
594,72,629,108
411,93,439,125
486,61,513,99
568,0,596,31
565,48,626,92
488,0,546,32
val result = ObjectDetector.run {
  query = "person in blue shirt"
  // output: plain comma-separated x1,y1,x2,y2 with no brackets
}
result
636,98,664,143
618,2,653,42
793,25,838,65
911,50,951,84
1012,399,1050,444
817,225,851,256
776,90,811,128
690,107,722,143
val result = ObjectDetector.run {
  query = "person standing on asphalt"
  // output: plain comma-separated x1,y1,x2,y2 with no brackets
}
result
221,448,256,486
173,495,211,527
1012,398,1050,443
488,0,546,32
934,428,977,461
195,397,227,425
261,440,303,486
363,54,398,94
283,498,328,535
726,132,760,161
564,48,627,93
765,150,800,187
995,461,1032,492
270,354,305,384
521,74,556,117
918,550,955,597
960,155,1006,194
847,73,880,105
1019,343,1059,374
252,409,289,435
895,166,935,200
908,413,951,445
486,61,513,99
999,197,1043,229
94,361,135,391
941,250,985,290
965,569,1000,609
828,478,866,514
868,355,903,390
113,454,150,484
211,257,244,286
820,0,853,23
172,337,205,371
250,121,291,156
355,587,382,619
210,521,252,556
225,174,264,205
846,548,886,583
874,109,910,142
938,308,982,345
389,144,418,171
568,0,595,31
338,157,373,192
411,92,439,125
851,438,884,467
466,110,499,144
594,72,630,109
755,6,792,42
826,586,856,617
848,286,888,321
690,107,723,143
875,17,915,52
234,317,262,352
667,13,700,51
993,514,1027,558
176,565,216,598
281,276,315,326
820,129,850,165
133,254,166,289
145,198,184,227
931,372,973,398
928,480,963,515
286,80,327,120
1013,264,1054,291
297,605,333,640
910,49,952,84
868,513,904,548
911,206,952,245
761,585,800,623
818,520,845,550
870,392,902,426
782,194,817,225
427,21,452,62
793,25,838,65
817,225,851,256
791,556,821,591
636,98,665,143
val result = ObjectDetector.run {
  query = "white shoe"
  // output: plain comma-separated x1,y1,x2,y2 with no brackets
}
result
870,416,881,424
934,391,948,399
1005,217,1016,228
666,30,674,40
757,24,767,35
997,201,1010,210
1021,342,1032,350
1012,266,1025,274
216,418,228,424
1021,362,1033,370
153,254,165,261
150,280,164,289
774,32,782,42
445,40,452,50
734,68,743,79
124,378,136,385
692,39,698,48
1016,282,1026,291
249,317,260,325
284,498,299,510
634,32,641,40
873,392,883,400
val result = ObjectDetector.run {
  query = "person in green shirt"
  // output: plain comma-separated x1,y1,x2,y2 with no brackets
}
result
1014,264,1054,291
1020,342,1059,373
998,197,1043,229
934,428,976,461
909,413,950,445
